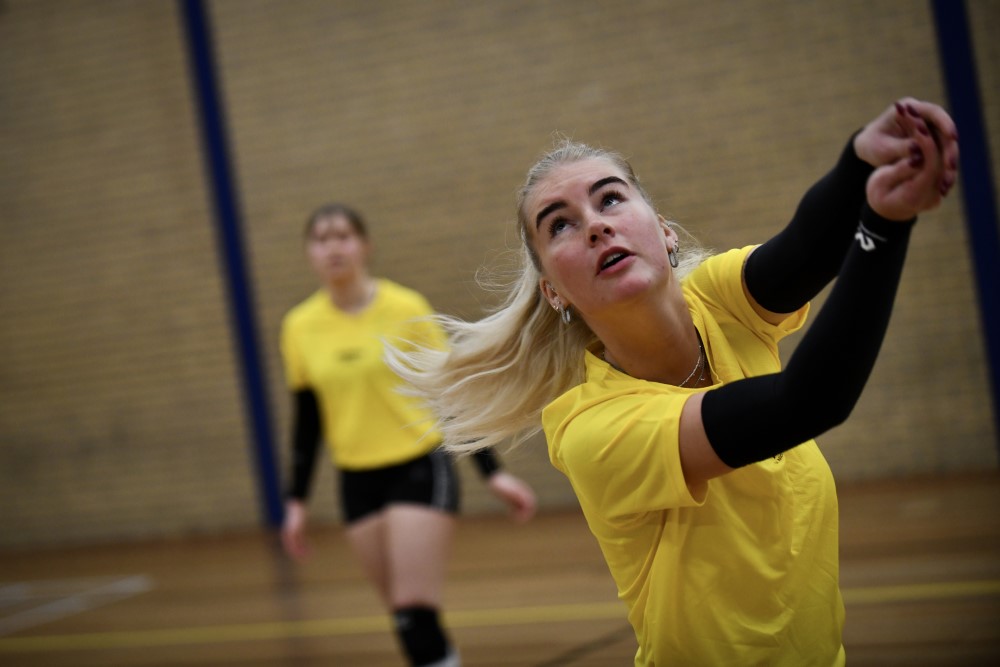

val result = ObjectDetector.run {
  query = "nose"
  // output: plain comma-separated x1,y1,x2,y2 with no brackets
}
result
586,214,615,245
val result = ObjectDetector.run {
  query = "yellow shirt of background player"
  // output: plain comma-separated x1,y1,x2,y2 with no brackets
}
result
281,278,444,470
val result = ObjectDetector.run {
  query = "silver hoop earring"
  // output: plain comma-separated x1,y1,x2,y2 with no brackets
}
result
668,243,679,269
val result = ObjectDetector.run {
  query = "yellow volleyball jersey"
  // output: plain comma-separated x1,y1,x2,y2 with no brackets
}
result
544,246,845,666
280,279,444,470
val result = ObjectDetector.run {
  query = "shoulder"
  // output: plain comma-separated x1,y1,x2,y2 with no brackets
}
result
682,246,752,301
685,246,808,342
282,290,327,331
378,279,436,315
544,353,705,518
544,353,690,468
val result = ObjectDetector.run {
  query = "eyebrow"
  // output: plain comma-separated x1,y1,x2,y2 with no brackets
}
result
534,176,629,230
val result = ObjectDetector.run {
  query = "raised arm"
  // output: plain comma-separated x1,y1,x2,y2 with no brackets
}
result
744,98,958,322
678,103,953,487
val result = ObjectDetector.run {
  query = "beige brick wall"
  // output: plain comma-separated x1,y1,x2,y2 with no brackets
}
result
1,0,996,547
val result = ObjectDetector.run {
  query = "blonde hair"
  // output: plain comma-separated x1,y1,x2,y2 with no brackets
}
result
388,140,710,454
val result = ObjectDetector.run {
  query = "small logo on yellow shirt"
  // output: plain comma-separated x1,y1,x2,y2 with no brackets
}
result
339,349,363,362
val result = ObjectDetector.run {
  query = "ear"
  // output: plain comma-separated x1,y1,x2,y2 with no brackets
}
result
538,278,563,311
658,215,679,251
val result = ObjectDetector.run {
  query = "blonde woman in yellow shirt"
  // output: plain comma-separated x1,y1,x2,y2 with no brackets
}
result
280,204,536,667
390,98,958,666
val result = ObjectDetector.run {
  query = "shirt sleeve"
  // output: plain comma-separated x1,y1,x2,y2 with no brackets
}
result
547,388,707,523
686,246,809,346
406,312,448,351
279,316,309,390
397,293,448,352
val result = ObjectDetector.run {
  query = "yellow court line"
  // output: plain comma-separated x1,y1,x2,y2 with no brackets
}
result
0,615,393,652
841,579,1000,604
1,580,997,653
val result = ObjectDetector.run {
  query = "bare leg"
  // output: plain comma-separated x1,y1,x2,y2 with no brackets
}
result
344,512,390,605
384,504,456,608
383,504,458,666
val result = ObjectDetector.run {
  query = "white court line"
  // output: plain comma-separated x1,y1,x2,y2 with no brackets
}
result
0,584,33,610
0,576,153,637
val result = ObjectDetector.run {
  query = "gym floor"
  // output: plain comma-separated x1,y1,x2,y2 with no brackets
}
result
1,473,998,666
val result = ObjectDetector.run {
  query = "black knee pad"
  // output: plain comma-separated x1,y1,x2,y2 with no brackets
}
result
393,605,450,666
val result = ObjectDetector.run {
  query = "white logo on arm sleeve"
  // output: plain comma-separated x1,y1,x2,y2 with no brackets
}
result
855,222,888,252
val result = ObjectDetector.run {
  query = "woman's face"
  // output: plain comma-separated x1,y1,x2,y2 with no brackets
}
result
526,158,676,319
306,214,369,284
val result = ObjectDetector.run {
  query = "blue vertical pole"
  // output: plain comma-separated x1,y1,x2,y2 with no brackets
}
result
179,0,284,525
931,0,1000,454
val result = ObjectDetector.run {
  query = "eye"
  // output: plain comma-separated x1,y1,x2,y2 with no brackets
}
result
601,190,625,209
548,217,570,238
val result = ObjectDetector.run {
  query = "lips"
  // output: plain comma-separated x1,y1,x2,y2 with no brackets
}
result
597,247,632,274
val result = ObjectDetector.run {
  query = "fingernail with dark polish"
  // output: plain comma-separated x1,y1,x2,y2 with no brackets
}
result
907,104,920,117
917,124,930,136
895,102,905,115
909,154,924,167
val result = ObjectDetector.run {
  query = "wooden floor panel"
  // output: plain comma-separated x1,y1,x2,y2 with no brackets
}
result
1,473,998,665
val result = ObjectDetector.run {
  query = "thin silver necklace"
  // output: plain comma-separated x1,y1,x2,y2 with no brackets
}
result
604,333,706,388
677,339,706,388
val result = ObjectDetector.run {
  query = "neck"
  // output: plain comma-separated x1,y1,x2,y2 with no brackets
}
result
595,282,705,386
327,275,376,313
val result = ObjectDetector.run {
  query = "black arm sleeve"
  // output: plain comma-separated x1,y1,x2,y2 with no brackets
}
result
286,389,322,500
744,132,874,313
701,204,915,468
472,448,502,479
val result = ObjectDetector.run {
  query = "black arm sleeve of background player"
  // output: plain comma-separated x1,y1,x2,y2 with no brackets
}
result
701,205,915,468
744,133,874,314
286,389,322,500
472,448,502,478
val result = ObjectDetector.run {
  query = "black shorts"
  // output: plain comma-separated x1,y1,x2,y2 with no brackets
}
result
339,449,460,524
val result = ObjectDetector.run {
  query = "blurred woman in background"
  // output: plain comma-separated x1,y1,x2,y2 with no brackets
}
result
280,203,536,667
